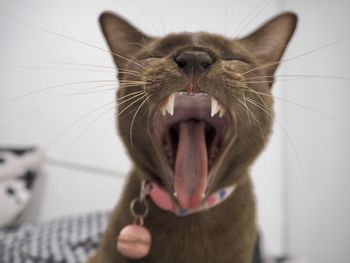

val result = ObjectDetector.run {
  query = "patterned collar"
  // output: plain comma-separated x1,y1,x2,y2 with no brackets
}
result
145,182,236,217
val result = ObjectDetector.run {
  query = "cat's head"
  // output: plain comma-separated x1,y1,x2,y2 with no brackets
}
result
100,12,297,209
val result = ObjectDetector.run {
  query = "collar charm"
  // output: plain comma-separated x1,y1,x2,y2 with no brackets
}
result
116,181,151,259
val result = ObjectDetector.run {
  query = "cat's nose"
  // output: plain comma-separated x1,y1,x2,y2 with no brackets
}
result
174,50,214,76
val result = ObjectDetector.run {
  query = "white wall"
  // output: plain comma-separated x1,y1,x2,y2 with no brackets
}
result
0,0,349,261
282,1,350,263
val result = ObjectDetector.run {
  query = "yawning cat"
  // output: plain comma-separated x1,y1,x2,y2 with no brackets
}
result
88,11,297,263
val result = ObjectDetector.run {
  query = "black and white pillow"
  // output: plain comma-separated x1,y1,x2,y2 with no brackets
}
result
0,148,43,228
0,211,108,263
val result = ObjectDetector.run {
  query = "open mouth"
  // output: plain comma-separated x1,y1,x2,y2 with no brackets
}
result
152,92,236,209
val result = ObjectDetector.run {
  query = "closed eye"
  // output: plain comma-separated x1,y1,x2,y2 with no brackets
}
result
138,53,165,60
221,57,251,64
221,54,252,64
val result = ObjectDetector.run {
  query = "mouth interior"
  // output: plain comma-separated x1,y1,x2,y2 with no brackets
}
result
166,121,220,169
153,93,231,209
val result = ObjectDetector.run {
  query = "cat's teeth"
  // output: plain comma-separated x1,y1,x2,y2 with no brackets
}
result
166,93,176,116
211,96,225,117
160,105,167,116
159,93,175,116
211,97,220,117
161,93,224,117
219,108,225,118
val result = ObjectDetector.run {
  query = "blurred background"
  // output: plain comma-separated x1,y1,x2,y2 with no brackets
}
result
0,0,349,262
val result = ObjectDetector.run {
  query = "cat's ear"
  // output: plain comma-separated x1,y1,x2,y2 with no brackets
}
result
99,12,153,69
239,12,297,75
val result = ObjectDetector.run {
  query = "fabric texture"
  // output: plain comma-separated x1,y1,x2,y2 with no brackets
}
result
0,211,109,263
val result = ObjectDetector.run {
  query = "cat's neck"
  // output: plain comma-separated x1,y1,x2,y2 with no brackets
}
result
96,170,256,262
121,169,254,219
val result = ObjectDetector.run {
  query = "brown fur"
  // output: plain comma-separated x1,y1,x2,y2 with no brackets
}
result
88,12,297,263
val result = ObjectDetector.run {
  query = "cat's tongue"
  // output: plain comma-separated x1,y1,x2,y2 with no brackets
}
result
174,120,208,209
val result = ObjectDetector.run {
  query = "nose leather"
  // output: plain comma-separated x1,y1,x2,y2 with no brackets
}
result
174,50,213,76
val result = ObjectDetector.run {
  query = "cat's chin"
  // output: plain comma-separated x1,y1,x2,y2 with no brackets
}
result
150,92,237,209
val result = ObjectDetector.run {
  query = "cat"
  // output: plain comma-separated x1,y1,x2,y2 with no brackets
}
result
87,11,297,263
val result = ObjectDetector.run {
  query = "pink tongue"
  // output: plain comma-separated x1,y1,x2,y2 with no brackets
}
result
175,121,208,209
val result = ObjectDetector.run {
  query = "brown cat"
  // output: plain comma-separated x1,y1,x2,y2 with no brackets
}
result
88,11,297,263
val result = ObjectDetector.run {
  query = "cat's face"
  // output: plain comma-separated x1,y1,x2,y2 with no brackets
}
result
100,13,297,208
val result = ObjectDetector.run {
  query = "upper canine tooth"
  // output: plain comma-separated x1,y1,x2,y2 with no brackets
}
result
167,93,176,116
211,97,220,117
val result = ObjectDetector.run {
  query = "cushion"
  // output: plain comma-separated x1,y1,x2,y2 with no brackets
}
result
0,147,43,228
0,211,108,263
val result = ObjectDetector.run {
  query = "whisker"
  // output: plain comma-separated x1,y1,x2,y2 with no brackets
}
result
116,94,148,120
119,80,148,84
123,0,160,35
233,0,272,38
243,79,302,85
48,99,117,149
128,42,155,58
95,115,116,166
244,96,273,138
21,22,146,69
117,91,146,102
119,82,145,86
231,0,270,37
242,34,350,76
129,94,151,146
29,60,116,69
229,92,264,140
1,89,117,128
118,84,145,89
244,74,350,82
241,90,252,123
42,83,118,96
118,92,146,106
0,65,115,73
65,105,116,155
236,98,266,144
0,96,67,128
118,70,144,78
12,80,118,101
223,0,230,35
83,83,117,92
245,97,303,173
247,87,268,111
241,88,338,119
244,97,271,115
242,74,350,85
118,84,147,90
47,87,117,96
224,0,240,35
119,84,147,88
119,78,147,82
118,67,145,74
154,0,166,34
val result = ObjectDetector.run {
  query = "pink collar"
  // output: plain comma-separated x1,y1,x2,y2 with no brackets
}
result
145,182,236,217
